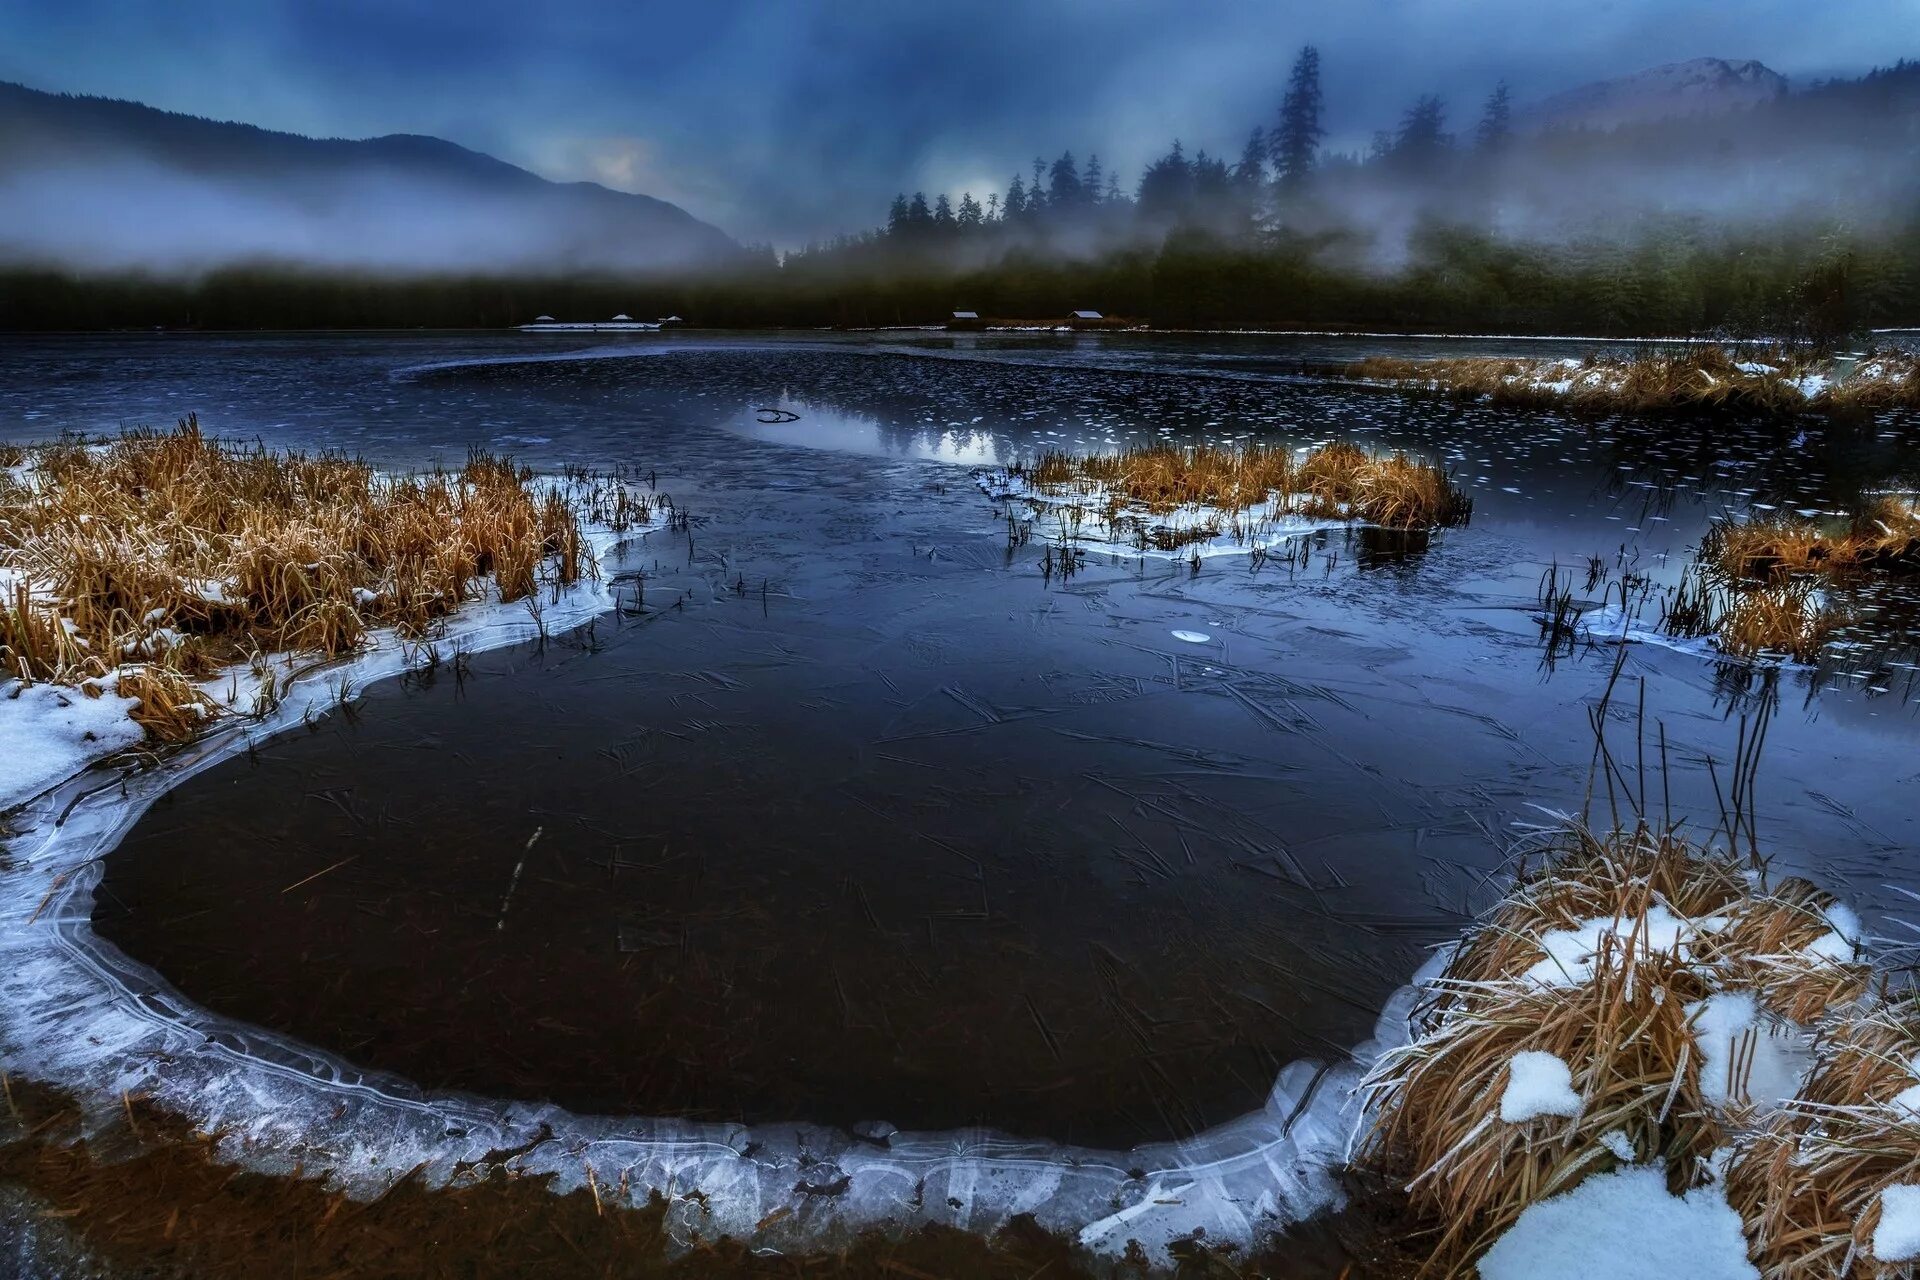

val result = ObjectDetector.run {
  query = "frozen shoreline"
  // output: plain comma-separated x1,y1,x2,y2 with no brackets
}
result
0,508,1445,1269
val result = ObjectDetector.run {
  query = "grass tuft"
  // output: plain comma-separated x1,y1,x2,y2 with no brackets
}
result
1358,822,1870,1275
0,417,600,747
1348,347,1920,417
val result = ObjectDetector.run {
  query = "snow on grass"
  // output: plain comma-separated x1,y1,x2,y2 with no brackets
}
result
1477,1166,1759,1280
1500,1050,1583,1123
1875,1184,1920,1262
1687,991,1814,1111
975,466,1354,561
0,676,144,810
1521,903,1727,986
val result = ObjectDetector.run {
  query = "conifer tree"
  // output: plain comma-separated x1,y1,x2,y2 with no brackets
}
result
1274,45,1324,191
1477,82,1512,153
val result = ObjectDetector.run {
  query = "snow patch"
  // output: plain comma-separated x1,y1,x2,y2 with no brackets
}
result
1500,1051,1582,1123
1874,1184,1920,1262
1523,904,1725,986
0,677,145,812
1687,992,1813,1111
1478,1166,1759,1280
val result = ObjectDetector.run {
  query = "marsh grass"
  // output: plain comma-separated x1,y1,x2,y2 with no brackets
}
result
0,417,599,741
1005,440,1470,539
1651,499,1920,665
1349,348,1920,416
1358,821,1871,1275
1727,999,1920,1279
1707,502,1920,584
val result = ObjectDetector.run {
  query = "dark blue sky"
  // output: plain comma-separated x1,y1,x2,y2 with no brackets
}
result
1,0,1910,246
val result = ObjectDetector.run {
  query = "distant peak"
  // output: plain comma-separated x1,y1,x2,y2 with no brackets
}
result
1527,57,1789,132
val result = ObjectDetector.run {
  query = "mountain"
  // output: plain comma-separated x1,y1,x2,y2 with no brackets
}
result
0,80,743,276
1525,58,1790,132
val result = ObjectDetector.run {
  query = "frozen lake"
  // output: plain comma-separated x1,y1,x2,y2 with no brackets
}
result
4,329,1919,1259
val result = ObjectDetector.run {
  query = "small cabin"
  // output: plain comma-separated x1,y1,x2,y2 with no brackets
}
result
611,313,634,322
533,314,556,323
952,310,979,321
947,309,983,330
1069,310,1103,321
658,315,685,327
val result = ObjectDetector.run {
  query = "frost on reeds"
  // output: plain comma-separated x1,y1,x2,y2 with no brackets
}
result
1728,999,1920,1279
0,417,606,743
994,440,1470,554
1356,822,1871,1275
1347,347,1920,417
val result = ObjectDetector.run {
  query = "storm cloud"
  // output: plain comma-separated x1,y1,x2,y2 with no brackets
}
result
0,0,1911,247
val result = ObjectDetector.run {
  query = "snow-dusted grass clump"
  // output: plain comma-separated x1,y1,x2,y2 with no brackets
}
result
1727,997,1920,1278
0,417,659,811
977,439,1471,560
1347,346,1920,416
1356,821,1871,1274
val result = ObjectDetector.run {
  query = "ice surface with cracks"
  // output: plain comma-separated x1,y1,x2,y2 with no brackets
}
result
1499,1050,1583,1123
1478,1166,1758,1280
0,502,1452,1268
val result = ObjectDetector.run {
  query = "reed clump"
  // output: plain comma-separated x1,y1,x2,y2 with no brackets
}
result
1349,347,1920,417
1706,502,1920,584
1726,999,1920,1279
1716,580,1851,663
1359,823,1870,1275
0,417,596,742
1006,440,1469,531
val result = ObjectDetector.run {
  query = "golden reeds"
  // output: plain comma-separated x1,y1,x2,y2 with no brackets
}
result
1006,440,1469,532
1359,823,1872,1276
1349,347,1920,417
1706,503,1920,585
1728,999,1920,1279
0,417,597,749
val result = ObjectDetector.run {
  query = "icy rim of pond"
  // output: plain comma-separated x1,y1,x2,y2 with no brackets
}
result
0,531,1444,1270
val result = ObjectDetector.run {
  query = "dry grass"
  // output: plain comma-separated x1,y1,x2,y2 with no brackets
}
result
1727,999,1920,1279
1358,823,1870,1275
1349,347,1920,417
1007,440,1470,532
1716,580,1851,664
1707,502,1920,584
0,417,603,742
1825,351,1920,413
1655,495,1920,665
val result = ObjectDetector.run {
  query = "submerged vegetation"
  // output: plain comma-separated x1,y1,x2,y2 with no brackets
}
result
1348,348,1920,417
0,418,621,744
984,440,1470,558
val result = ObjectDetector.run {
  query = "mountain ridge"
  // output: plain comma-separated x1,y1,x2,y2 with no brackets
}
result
0,80,742,276
1525,57,1791,131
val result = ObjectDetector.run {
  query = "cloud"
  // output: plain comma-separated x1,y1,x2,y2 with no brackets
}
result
0,0,1912,247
